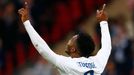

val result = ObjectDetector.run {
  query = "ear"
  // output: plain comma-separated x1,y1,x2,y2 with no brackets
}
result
70,47,76,53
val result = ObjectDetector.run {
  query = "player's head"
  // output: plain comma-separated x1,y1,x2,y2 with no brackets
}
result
65,32,95,58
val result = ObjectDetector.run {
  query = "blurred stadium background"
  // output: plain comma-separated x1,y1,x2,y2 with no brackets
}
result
0,0,134,75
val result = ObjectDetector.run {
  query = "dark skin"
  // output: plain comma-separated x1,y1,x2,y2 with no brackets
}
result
65,35,81,58
18,2,29,22
18,3,108,58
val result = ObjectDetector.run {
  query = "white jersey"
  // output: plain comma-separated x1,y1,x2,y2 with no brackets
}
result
23,20,111,75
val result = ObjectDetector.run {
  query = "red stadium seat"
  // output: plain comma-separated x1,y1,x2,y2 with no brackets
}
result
16,42,26,66
5,52,13,75
28,43,38,60
55,2,71,23
83,0,95,15
51,24,62,43
68,0,81,20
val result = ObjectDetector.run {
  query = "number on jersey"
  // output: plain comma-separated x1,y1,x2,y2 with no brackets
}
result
84,70,94,75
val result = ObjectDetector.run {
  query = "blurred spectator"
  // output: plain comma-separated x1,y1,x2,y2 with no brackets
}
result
110,16,133,75
128,0,134,10
130,40,134,75
2,2,19,50
0,38,2,67
19,56,59,75
102,59,116,75
0,6,3,16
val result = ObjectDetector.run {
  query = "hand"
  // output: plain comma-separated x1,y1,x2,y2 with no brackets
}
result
18,2,29,22
96,4,108,22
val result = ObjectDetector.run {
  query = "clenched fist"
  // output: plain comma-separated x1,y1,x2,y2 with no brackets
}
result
18,2,29,22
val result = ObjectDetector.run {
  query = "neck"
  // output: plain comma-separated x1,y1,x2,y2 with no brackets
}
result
71,53,81,58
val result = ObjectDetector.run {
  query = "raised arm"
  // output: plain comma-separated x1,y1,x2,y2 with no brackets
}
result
95,4,112,71
18,2,59,64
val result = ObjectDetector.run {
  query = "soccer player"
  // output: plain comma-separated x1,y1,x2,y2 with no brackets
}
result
18,2,111,75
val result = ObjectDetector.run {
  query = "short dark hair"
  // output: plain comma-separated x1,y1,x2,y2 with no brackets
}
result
76,32,95,58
